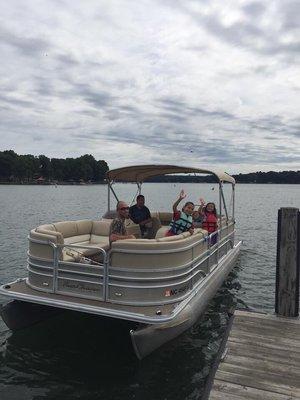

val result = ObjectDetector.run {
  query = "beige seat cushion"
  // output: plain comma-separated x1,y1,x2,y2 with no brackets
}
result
124,219,141,237
158,212,173,225
76,244,109,256
33,227,63,244
155,226,170,239
53,221,78,238
31,220,111,262
64,234,91,245
92,220,112,236
63,240,110,259
150,211,160,220
157,234,184,242
182,231,193,238
90,234,110,244
36,224,56,232
76,220,93,235
102,210,118,219
194,228,208,236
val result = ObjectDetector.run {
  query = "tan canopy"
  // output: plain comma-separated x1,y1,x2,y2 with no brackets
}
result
107,164,235,184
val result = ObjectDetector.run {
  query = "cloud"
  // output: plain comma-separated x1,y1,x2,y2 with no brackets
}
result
73,83,114,108
0,0,299,173
55,53,80,67
0,93,35,108
279,0,300,31
175,0,300,60
242,2,266,17
0,25,50,57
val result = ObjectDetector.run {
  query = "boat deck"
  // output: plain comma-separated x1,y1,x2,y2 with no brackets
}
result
207,310,300,399
1,279,177,323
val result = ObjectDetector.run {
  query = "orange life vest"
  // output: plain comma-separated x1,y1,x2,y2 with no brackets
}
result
202,212,217,233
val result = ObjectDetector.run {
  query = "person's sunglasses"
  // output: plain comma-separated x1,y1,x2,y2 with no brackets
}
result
120,207,129,211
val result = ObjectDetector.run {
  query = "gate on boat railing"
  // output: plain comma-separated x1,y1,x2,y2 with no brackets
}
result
27,222,236,306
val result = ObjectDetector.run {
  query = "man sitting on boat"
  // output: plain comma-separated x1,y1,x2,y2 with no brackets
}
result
165,190,195,236
109,201,136,243
129,195,158,239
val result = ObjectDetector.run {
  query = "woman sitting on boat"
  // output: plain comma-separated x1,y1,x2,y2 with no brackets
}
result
198,198,218,244
165,190,195,236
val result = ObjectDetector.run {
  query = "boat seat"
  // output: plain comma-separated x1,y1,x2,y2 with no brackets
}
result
158,212,173,225
30,219,113,261
155,226,170,238
63,241,110,261
110,229,208,269
102,210,118,219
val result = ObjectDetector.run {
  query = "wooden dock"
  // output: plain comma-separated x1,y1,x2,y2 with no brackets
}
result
207,310,300,399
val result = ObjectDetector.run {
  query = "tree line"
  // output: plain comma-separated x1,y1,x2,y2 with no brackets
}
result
0,150,109,183
233,171,300,184
0,150,299,184
147,171,300,184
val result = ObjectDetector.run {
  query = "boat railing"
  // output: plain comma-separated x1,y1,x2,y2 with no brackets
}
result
105,225,235,306
27,237,109,301
56,242,109,300
27,221,235,306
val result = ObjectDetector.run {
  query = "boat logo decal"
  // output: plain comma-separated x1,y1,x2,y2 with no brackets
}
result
62,281,98,293
165,285,189,297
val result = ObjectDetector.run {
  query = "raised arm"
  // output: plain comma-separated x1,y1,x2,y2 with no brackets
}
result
198,198,206,215
173,190,186,212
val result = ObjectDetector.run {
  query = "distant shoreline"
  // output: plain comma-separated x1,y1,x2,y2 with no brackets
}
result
0,181,106,185
1,150,299,184
0,181,299,185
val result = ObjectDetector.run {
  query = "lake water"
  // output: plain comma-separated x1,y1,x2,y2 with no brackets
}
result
0,183,299,400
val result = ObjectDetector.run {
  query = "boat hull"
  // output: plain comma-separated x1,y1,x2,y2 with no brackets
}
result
130,241,241,359
0,300,63,330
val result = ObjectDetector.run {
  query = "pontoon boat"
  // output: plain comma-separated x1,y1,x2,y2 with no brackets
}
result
0,165,241,358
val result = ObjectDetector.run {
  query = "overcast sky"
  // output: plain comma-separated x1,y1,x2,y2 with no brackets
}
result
0,0,299,173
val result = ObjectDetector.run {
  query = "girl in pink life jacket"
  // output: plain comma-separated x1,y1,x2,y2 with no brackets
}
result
198,198,218,244
165,190,195,236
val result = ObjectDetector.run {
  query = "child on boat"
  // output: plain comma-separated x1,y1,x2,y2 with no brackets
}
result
198,198,218,245
192,209,203,228
165,190,195,236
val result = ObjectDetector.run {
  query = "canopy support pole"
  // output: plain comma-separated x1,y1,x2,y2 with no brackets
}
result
107,183,110,211
219,183,222,229
109,182,119,204
220,185,229,220
232,184,235,220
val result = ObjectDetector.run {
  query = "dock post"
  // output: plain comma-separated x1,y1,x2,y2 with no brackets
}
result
275,207,299,317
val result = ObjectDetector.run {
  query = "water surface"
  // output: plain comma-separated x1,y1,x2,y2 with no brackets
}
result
0,183,299,399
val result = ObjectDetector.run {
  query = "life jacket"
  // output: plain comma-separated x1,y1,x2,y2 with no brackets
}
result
169,211,193,235
202,212,217,233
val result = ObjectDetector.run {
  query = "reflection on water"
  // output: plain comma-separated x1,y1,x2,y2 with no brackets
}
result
2,315,136,399
0,183,299,399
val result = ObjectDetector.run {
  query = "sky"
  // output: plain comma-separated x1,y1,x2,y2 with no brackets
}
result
0,0,299,173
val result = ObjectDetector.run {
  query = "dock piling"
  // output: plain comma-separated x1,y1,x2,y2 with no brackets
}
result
275,207,299,317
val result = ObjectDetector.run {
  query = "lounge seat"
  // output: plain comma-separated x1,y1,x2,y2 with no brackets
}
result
110,228,209,269
28,210,224,263
29,219,113,262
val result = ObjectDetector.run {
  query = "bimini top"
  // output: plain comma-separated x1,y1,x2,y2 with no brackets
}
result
107,165,235,184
